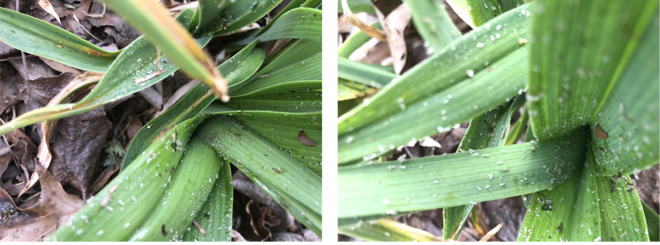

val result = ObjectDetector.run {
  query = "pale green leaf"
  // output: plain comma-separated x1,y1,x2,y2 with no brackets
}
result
338,129,587,224
526,0,658,141
183,155,233,242
197,116,322,236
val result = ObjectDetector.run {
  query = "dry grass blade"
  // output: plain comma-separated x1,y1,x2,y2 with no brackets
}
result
478,223,502,242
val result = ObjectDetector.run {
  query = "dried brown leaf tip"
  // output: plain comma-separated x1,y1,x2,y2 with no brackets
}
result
296,130,316,146
595,123,608,140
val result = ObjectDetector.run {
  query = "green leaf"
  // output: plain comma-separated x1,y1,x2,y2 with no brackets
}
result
643,202,659,242
0,7,119,72
588,11,659,176
197,116,322,236
128,136,224,241
235,111,322,175
526,0,658,141
338,23,382,58
519,148,649,241
338,47,529,164
518,157,601,242
122,41,264,169
443,96,523,240
193,0,233,34
235,8,322,44
594,170,648,241
403,0,461,50
257,0,320,34
338,4,533,163
103,0,229,100
340,219,443,241
338,0,375,14
252,39,321,80
505,109,528,145
338,57,396,88
338,128,588,224
227,81,321,113
209,0,284,36
233,47,321,96
465,0,526,27
183,154,233,242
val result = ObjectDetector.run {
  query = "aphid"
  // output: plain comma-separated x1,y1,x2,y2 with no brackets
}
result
557,222,564,233
610,172,636,193
272,168,282,174
537,193,553,211
162,224,168,236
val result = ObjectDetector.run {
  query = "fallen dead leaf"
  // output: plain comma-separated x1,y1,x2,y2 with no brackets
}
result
375,3,411,75
246,199,280,241
20,72,101,197
0,165,84,241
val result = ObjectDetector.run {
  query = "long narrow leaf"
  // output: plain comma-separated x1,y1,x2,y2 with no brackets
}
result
128,136,224,241
444,96,523,240
339,47,528,164
339,128,587,224
197,116,322,235
183,155,233,242
338,57,395,88
0,7,119,72
589,11,660,175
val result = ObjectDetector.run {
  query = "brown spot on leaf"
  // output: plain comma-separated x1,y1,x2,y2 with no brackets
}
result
595,124,608,140
296,130,316,146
